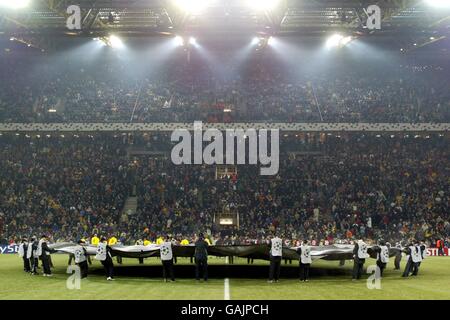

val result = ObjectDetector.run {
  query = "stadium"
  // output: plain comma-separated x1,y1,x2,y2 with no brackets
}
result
0,0,449,303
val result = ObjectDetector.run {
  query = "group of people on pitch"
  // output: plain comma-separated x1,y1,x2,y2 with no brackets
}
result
18,235,427,282
351,238,427,280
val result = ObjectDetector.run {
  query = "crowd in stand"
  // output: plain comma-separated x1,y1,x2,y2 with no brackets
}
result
0,134,132,243
1,53,449,124
1,133,448,247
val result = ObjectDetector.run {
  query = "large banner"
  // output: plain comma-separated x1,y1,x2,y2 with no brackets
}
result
0,245,19,254
427,248,449,256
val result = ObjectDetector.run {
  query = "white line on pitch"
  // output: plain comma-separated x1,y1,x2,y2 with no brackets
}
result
224,278,230,300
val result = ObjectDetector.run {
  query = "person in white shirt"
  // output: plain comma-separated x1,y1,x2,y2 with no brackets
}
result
74,239,89,279
268,235,283,283
18,237,31,273
95,237,115,281
352,238,369,280
160,235,175,282
297,240,312,282
375,240,390,277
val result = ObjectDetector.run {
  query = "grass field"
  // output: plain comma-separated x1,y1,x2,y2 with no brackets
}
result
0,254,449,300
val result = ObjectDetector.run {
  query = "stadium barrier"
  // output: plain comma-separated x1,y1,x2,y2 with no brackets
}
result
427,248,449,256
0,245,19,254
0,123,449,132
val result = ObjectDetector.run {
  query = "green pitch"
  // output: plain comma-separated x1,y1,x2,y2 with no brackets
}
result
0,254,449,300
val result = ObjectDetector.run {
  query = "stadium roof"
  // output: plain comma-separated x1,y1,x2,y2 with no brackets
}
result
0,0,449,36
0,0,449,52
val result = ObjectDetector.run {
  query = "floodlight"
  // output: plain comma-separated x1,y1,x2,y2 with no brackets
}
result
0,0,30,9
341,36,352,46
425,0,450,8
175,36,184,46
174,0,211,14
267,36,275,46
189,37,197,45
109,35,124,49
247,0,281,11
251,37,260,45
326,34,344,48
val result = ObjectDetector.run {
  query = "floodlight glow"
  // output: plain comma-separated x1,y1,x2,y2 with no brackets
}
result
189,37,197,45
109,35,124,48
267,36,275,46
247,0,281,11
326,34,344,48
326,34,353,48
341,36,352,46
175,36,184,46
174,0,211,14
251,37,260,45
425,0,450,8
0,0,30,9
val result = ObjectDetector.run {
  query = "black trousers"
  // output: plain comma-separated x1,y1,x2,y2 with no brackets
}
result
352,259,365,279
162,259,175,281
412,261,420,276
299,262,310,281
438,248,444,256
23,257,31,272
41,255,52,275
402,258,413,277
101,258,114,278
269,256,282,281
138,257,144,264
30,257,38,274
195,258,208,280
394,253,401,270
376,261,386,277
78,261,88,278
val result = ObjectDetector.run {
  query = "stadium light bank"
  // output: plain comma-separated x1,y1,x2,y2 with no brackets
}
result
170,121,279,176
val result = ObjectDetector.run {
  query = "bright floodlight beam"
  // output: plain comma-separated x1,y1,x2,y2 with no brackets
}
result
251,37,260,45
247,0,281,11
0,0,30,9
189,37,197,46
174,0,211,14
326,34,344,48
340,36,352,46
109,35,124,49
425,0,450,8
175,36,184,46
267,36,275,46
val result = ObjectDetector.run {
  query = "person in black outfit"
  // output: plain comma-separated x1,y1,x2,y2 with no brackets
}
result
402,240,415,277
194,233,209,281
39,235,56,276
19,238,31,272
352,239,368,280
28,236,39,275
374,240,388,277
394,242,402,270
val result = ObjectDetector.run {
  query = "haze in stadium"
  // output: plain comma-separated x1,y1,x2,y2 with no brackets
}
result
0,0,449,307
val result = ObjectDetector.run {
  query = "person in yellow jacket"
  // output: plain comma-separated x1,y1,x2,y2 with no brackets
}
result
204,237,211,246
108,236,118,246
180,239,189,245
156,236,164,245
91,234,100,246
143,239,151,246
